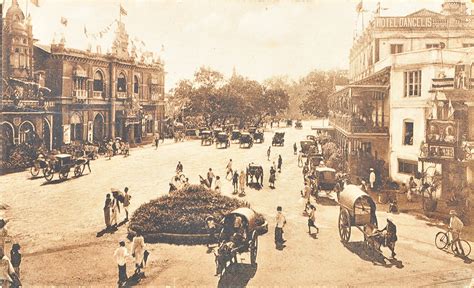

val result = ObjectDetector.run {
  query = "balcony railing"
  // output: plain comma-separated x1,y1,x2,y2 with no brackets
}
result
93,91,104,98
329,114,388,135
116,92,127,99
73,90,88,99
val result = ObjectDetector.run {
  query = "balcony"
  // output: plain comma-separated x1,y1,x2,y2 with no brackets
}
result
73,90,88,99
116,92,127,99
93,91,104,98
329,113,389,135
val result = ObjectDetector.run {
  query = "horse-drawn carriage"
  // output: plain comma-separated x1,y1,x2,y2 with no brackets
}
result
272,132,285,146
239,132,254,148
30,153,49,177
246,163,263,188
216,132,230,149
214,208,259,276
295,120,303,129
43,154,89,182
314,166,337,200
230,130,241,143
213,128,223,138
201,130,214,146
300,140,317,157
253,130,264,143
286,119,293,127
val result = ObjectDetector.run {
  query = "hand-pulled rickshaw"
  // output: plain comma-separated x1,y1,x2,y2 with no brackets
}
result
246,163,264,187
201,130,214,146
338,185,378,244
272,132,285,146
215,132,230,149
295,120,303,129
214,208,259,276
239,132,254,148
43,154,89,182
230,130,241,143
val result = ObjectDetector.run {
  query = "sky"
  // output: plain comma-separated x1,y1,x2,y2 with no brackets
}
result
3,0,468,90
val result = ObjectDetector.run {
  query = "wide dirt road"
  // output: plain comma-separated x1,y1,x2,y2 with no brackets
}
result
1,120,472,287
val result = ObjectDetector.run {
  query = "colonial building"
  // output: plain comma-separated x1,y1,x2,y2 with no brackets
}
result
328,0,474,198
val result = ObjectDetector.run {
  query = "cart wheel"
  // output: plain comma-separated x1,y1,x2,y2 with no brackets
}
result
59,170,69,180
338,209,351,243
74,165,83,177
250,233,258,266
43,167,53,182
30,165,40,177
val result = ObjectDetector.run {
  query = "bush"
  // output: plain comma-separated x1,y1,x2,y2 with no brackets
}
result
322,141,344,171
0,144,37,173
129,184,266,237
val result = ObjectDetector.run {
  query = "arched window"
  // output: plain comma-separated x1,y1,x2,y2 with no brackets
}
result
117,72,127,92
133,75,139,94
93,70,104,93
70,113,83,141
1,122,15,146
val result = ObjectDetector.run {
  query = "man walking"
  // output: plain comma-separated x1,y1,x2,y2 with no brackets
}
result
267,146,271,161
214,176,222,193
277,155,283,173
123,187,131,222
176,161,183,173
232,171,239,194
226,159,233,180
275,206,286,248
308,205,319,235
293,143,298,155
113,240,129,287
369,168,376,191
154,133,160,149
239,170,246,196
207,168,215,187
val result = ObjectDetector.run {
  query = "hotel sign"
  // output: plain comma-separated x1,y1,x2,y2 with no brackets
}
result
375,16,474,30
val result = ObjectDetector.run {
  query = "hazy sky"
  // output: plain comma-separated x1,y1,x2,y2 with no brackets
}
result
4,0,465,90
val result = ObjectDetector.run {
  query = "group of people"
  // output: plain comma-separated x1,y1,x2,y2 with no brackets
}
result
103,187,132,231
106,139,130,160
113,233,148,287
0,219,21,287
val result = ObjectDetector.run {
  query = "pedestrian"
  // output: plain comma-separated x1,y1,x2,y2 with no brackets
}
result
207,168,215,187
269,166,276,189
239,170,246,196
131,232,146,274
123,187,131,221
206,215,217,249
214,176,221,193
176,161,183,173
226,159,233,180
154,133,159,149
232,171,239,194
369,168,376,191
308,205,319,234
277,155,283,173
293,142,297,155
275,206,286,248
111,190,121,228
408,176,417,201
104,194,112,230
302,181,311,213
0,249,16,287
113,240,129,286
10,244,21,280
267,146,271,161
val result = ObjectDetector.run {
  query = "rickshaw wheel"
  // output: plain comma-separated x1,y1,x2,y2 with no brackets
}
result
30,165,40,177
43,168,53,182
250,233,258,266
59,170,69,180
338,209,351,243
74,165,83,177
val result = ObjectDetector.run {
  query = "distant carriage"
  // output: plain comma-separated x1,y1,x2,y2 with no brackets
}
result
300,140,317,158
239,132,254,148
314,166,337,200
216,132,230,149
201,130,214,146
272,132,285,146
230,130,241,143
215,208,260,276
253,130,265,144
43,154,89,182
286,119,293,127
213,128,223,138
30,153,49,177
246,163,264,187
295,120,303,129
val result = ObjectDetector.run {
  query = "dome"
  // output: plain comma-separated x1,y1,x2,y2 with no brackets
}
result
6,0,25,22
11,21,27,34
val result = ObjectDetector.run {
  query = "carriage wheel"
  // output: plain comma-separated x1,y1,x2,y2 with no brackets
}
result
74,165,83,177
250,234,258,266
59,170,69,180
30,165,40,177
338,209,351,243
43,168,53,182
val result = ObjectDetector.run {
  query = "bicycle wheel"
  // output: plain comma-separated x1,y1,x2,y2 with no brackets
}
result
435,232,449,249
452,240,471,257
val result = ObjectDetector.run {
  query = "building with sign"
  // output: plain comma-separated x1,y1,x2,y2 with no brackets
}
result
328,0,474,197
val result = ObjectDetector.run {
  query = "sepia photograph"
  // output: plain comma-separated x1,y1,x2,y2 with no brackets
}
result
0,0,473,286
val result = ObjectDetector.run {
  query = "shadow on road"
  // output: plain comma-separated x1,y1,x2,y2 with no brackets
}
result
96,219,128,237
343,241,404,269
217,263,257,288
40,178,71,186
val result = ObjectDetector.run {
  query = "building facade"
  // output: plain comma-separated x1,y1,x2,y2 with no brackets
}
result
329,0,474,198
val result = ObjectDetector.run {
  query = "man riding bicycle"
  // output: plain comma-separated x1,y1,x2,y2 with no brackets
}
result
448,210,464,255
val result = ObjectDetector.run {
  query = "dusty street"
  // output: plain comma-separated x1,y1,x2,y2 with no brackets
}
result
1,120,472,287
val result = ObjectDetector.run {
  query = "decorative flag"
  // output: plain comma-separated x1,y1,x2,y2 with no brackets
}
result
30,0,40,7
120,4,127,16
60,17,68,26
356,1,363,13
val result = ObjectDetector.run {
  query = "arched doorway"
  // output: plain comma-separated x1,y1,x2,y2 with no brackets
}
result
43,118,51,150
1,122,15,159
93,113,105,142
19,121,35,145
70,113,83,141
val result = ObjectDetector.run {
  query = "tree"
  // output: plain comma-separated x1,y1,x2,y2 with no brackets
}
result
299,70,348,118
194,66,224,91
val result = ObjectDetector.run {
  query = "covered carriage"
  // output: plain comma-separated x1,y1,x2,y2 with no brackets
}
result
239,132,254,148
300,140,317,157
230,130,241,143
338,185,377,243
314,166,337,201
43,154,89,182
201,130,214,146
253,130,265,143
215,208,259,276
295,120,303,129
272,132,285,146
286,119,293,127
215,132,230,149
246,163,263,187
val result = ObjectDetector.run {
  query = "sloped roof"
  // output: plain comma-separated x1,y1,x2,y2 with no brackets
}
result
34,43,51,53
407,9,441,17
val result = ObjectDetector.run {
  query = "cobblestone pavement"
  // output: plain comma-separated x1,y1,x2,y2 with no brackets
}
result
1,120,472,286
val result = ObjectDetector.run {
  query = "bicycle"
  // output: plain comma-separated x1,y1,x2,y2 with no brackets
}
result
435,230,471,257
